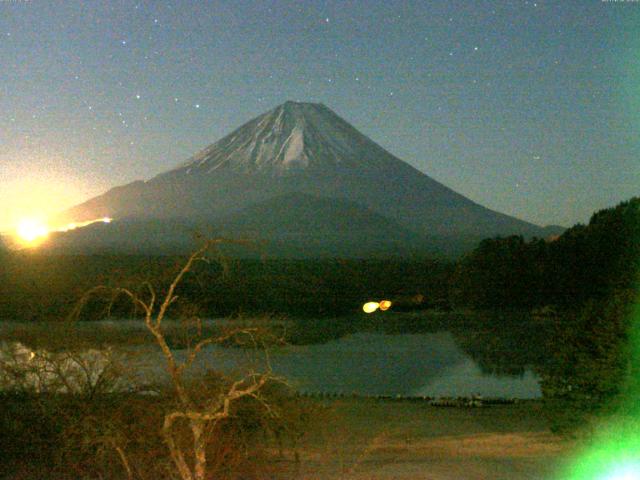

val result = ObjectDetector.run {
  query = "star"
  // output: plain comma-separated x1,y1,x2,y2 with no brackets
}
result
135,94,141,99
194,104,200,109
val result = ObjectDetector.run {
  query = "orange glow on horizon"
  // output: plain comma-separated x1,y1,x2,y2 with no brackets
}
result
16,218,49,244
13,216,113,248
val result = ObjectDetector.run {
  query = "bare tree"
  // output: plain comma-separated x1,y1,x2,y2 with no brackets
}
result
75,239,278,480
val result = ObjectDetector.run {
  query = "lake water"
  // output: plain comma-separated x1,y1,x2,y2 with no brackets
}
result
0,323,541,398
131,331,541,398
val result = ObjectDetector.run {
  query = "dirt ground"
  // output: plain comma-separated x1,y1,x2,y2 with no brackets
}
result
280,398,574,480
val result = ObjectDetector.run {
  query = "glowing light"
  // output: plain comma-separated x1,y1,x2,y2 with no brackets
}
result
56,217,113,232
601,461,640,480
363,302,380,314
16,218,48,244
561,297,640,480
12,216,114,248
379,300,392,311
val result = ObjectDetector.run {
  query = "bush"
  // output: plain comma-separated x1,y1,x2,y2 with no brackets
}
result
539,289,636,435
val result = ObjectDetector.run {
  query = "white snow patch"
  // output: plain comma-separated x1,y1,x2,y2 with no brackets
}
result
281,126,306,166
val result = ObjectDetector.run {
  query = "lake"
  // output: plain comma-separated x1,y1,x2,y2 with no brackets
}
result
0,322,542,398
125,331,541,398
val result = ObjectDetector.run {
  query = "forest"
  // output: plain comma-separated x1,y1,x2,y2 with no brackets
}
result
452,197,640,432
0,197,638,476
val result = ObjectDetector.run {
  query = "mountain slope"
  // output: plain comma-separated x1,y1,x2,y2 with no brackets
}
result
46,193,431,257
216,192,429,257
56,101,554,255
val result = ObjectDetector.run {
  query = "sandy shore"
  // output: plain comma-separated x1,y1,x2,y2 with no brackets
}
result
279,398,573,479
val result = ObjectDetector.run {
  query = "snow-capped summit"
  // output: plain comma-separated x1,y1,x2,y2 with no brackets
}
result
170,101,399,176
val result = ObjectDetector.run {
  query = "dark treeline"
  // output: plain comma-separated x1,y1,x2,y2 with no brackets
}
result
0,254,453,321
3,198,636,323
452,197,640,310
1,199,638,435
450,197,640,433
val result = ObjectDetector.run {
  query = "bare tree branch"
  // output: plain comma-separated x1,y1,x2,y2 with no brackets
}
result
71,238,277,480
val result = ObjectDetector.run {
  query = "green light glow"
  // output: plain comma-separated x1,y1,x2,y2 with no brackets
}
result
601,462,640,480
561,422,640,479
560,300,640,479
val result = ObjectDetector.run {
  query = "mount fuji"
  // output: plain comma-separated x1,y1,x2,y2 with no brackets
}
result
51,101,560,257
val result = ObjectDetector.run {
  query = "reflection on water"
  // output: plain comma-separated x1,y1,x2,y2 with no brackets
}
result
265,332,540,398
0,315,545,399
414,357,540,398
129,332,541,398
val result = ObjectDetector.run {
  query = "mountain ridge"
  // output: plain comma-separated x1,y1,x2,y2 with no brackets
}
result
54,101,558,256
164,101,401,177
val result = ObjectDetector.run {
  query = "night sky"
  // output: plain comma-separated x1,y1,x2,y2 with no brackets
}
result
1,0,638,232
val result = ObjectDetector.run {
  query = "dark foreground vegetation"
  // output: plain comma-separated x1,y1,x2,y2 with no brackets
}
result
0,197,638,477
0,254,453,321
1,242,324,480
453,197,640,434
0,385,318,480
